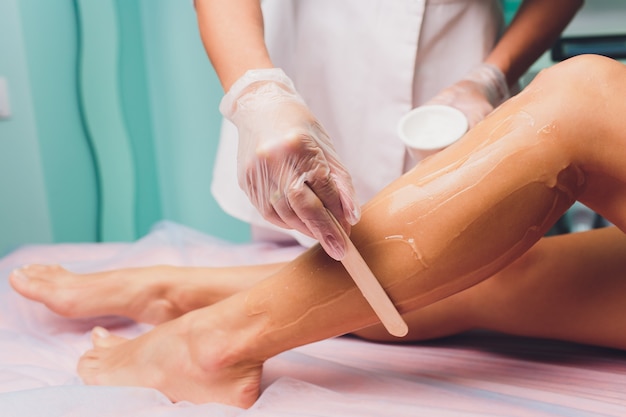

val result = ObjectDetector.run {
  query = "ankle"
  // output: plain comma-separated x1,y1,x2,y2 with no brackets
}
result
182,295,270,371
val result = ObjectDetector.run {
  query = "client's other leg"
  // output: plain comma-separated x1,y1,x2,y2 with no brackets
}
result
9,263,283,324
473,226,626,349
77,55,626,406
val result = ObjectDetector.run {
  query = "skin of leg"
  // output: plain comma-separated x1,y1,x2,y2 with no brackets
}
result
12,55,626,328
13,227,626,349
9,263,284,324
75,55,626,407
354,226,626,349
19,227,618,346
472,226,626,349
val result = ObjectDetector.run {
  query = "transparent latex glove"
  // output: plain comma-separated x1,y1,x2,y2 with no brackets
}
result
426,63,510,128
220,68,361,260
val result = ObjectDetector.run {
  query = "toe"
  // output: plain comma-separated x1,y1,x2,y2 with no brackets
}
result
22,263,65,278
9,268,35,296
91,327,128,348
77,349,103,384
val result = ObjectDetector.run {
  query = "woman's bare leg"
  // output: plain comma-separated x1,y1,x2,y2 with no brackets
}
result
14,228,626,347
472,226,626,349
354,226,626,349
9,263,283,324
64,55,626,406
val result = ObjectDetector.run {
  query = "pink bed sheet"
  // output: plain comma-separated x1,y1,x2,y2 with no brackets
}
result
1,222,625,416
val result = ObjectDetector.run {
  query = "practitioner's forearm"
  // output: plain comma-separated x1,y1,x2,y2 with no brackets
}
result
194,0,272,91
487,0,583,86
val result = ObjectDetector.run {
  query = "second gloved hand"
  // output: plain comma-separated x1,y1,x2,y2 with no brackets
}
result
220,68,361,260
426,63,510,128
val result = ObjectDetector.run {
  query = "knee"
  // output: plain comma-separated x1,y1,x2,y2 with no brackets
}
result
530,54,623,100
520,55,624,156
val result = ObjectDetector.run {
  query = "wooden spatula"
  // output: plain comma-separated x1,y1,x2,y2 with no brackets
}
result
327,209,408,337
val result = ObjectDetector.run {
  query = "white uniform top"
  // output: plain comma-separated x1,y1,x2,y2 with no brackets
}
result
211,0,504,245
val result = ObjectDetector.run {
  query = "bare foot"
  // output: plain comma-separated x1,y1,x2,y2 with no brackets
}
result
78,303,264,407
9,264,223,324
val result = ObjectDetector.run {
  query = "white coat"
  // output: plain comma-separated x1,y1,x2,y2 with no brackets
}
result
211,0,504,245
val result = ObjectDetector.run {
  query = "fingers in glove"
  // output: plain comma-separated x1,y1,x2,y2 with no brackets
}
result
305,167,353,234
281,182,347,261
267,186,310,237
247,156,354,260
250,180,346,261
331,171,361,226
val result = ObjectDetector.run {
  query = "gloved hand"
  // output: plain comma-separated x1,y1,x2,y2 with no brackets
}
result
426,63,510,128
220,68,361,260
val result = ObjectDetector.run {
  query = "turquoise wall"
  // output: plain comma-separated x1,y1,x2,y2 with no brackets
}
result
138,1,248,240
117,0,163,238
19,0,99,244
501,0,522,24
0,0,250,255
0,0,55,255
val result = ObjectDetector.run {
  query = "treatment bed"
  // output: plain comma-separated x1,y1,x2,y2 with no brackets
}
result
1,222,625,416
